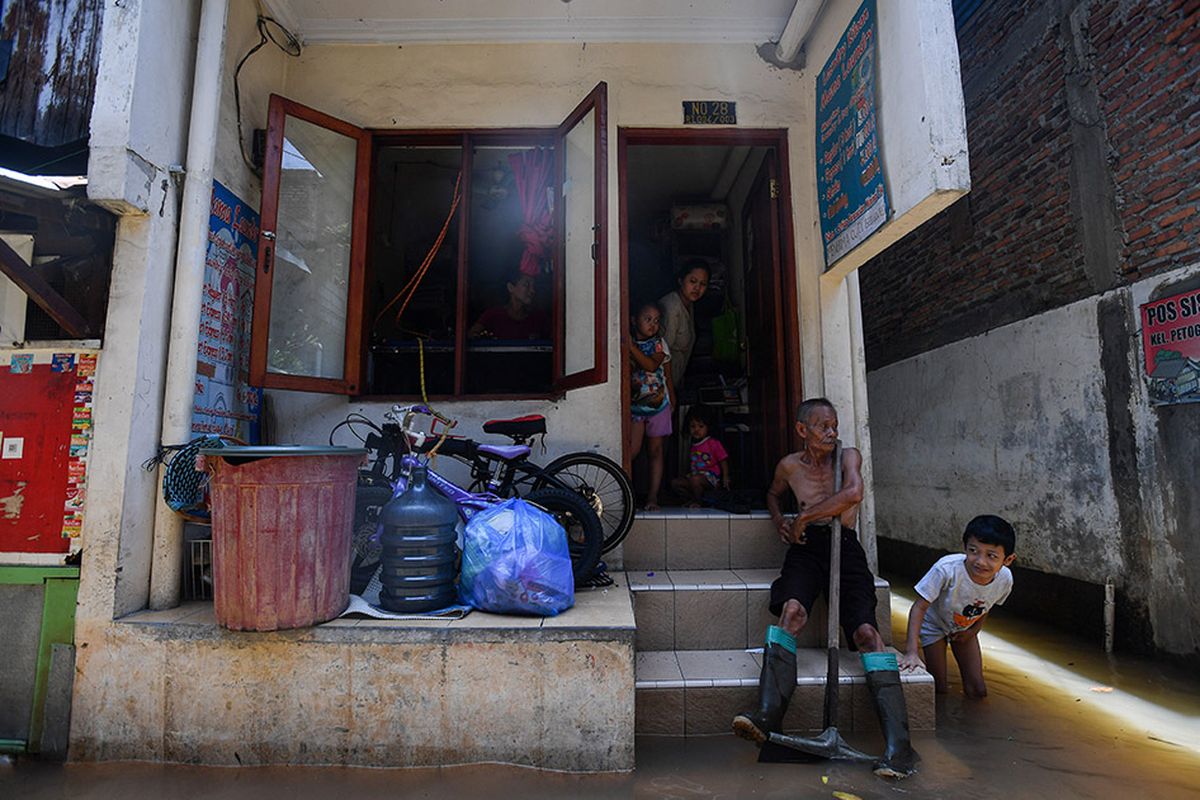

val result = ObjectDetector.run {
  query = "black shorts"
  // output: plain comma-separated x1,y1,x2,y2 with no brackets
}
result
768,525,878,645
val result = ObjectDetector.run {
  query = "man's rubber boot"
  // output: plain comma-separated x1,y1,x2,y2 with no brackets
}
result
862,652,918,778
732,626,797,745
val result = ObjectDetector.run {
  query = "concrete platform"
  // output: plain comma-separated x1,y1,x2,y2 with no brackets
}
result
69,578,636,771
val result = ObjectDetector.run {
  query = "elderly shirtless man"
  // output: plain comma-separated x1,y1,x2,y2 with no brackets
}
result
732,398,916,778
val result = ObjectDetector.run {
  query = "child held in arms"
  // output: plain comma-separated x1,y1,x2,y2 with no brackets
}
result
898,515,1017,697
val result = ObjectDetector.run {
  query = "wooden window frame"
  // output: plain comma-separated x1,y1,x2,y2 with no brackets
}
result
251,84,609,399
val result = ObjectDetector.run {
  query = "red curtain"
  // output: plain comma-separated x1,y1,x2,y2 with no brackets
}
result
509,148,554,277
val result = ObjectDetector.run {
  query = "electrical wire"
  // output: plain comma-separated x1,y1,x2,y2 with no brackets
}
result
234,15,302,175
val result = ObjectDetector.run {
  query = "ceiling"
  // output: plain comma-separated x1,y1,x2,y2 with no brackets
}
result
261,0,798,45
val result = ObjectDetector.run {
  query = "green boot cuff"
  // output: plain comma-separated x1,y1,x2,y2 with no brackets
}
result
766,626,797,653
860,651,899,673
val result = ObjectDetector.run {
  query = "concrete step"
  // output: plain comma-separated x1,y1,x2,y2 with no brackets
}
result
635,648,935,736
629,569,893,651
617,510,787,572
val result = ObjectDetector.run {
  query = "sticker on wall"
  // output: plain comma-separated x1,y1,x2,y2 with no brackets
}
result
2,437,24,459
51,353,76,372
9,353,33,374
77,354,97,377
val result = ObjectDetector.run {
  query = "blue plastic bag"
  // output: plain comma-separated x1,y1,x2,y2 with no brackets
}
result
458,498,575,616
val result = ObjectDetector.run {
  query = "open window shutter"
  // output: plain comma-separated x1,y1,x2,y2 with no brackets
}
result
553,82,608,392
249,94,370,394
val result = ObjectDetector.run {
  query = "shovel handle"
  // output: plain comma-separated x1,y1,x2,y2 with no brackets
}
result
824,440,843,729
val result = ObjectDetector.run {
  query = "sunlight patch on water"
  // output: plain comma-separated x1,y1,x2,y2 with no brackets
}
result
890,591,1200,755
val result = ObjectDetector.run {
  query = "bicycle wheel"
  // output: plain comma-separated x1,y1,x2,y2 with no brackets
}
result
537,452,634,554
523,487,602,585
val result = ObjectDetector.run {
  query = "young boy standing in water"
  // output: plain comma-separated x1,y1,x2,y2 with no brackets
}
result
898,515,1016,697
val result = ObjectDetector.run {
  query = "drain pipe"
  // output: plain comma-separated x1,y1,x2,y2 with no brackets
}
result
148,0,230,610
1104,576,1115,653
775,0,826,64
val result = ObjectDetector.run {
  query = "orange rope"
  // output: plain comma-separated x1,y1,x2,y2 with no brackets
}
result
373,171,464,330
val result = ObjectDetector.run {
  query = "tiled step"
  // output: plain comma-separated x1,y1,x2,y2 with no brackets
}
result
629,569,893,650
618,510,787,572
635,648,935,736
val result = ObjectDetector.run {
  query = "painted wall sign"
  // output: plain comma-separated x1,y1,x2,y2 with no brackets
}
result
1141,286,1200,405
683,100,737,125
816,0,888,267
193,181,262,442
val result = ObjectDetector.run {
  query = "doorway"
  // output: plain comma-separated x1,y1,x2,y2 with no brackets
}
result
618,129,800,508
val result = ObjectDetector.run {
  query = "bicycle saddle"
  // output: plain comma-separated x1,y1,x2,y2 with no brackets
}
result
482,414,547,439
477,443,531,461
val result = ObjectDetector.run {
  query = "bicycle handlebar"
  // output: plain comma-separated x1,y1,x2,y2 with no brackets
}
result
385,404,457,437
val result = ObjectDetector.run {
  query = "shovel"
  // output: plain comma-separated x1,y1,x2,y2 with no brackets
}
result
760,439,874,764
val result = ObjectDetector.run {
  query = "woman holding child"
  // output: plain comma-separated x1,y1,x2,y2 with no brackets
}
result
657,260,710,397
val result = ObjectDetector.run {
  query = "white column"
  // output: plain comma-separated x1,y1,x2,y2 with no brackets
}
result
148,0,230,609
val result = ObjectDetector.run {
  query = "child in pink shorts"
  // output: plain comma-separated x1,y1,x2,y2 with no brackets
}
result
629,301,673,510
671,405,730,506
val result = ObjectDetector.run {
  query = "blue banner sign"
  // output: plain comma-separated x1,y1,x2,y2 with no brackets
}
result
817,0,888,267
192,181,262,442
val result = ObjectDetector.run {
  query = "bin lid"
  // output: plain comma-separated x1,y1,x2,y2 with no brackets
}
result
197,444,367,458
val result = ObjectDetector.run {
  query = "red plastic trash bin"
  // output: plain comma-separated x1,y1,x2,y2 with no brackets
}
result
199,445,366,631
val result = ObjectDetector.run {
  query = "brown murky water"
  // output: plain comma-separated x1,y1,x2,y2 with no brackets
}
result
4,592,1198,799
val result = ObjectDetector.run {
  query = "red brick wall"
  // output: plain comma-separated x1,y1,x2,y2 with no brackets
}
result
861,0,1200,368
1094,0,1200,280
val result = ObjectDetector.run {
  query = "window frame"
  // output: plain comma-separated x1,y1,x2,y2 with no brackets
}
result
250,83,608,399
249,94,372,394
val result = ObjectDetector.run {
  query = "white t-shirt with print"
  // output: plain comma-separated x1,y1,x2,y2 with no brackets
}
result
915,554,1013,646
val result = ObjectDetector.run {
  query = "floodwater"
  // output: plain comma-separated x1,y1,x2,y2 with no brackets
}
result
4,591,1198,799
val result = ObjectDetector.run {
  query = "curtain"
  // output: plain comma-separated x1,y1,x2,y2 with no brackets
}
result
508,148,554,277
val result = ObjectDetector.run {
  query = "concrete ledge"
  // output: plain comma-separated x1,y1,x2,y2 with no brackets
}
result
69,580,636,771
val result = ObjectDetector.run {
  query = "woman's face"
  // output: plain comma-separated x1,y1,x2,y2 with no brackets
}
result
678,268,709,303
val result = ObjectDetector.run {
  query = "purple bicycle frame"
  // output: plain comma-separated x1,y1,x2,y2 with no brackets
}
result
391,452,499,520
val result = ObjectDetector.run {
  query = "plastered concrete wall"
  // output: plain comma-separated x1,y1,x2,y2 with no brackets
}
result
868,295,1124,584
1126,264,1200,657
261,0,967,467
870,263,1200,658
79,0,201,620
264,39,808,459
70,619,634,770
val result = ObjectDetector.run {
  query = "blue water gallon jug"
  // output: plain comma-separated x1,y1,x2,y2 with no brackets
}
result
378,466,459,613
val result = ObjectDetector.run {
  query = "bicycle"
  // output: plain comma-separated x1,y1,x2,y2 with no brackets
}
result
332,406,635,554
334,404,605,589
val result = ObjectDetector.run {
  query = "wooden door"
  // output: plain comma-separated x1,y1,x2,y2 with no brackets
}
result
743,151,789,491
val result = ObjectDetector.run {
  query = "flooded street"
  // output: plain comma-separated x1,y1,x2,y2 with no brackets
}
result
4,591,1197,799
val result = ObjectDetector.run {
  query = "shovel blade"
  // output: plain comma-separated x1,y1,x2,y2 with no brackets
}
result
766,728,875,763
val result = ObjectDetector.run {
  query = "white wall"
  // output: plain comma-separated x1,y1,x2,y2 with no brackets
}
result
868,296,1125,584
79,0,202,620
259,0,968,468
262,39,811,459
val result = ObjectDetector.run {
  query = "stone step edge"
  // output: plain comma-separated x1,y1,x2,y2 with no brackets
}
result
635,648,934,691
628,570,889,592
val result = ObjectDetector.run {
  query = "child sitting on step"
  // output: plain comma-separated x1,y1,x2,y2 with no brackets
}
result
898,515,1016,697
670,405,730,506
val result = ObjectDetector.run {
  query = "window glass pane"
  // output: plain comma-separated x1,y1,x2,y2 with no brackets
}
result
366,145,462,395
465,145,553,394
562,109,596,377
267,116,357,379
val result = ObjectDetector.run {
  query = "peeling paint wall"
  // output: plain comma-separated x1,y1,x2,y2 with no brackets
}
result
868,296,1124,583
870,263,1200,659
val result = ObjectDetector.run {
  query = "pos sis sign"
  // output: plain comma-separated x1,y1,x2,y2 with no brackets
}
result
1141,286,1200,405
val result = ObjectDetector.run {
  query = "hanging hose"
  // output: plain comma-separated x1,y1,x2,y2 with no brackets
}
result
373,171,463,330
